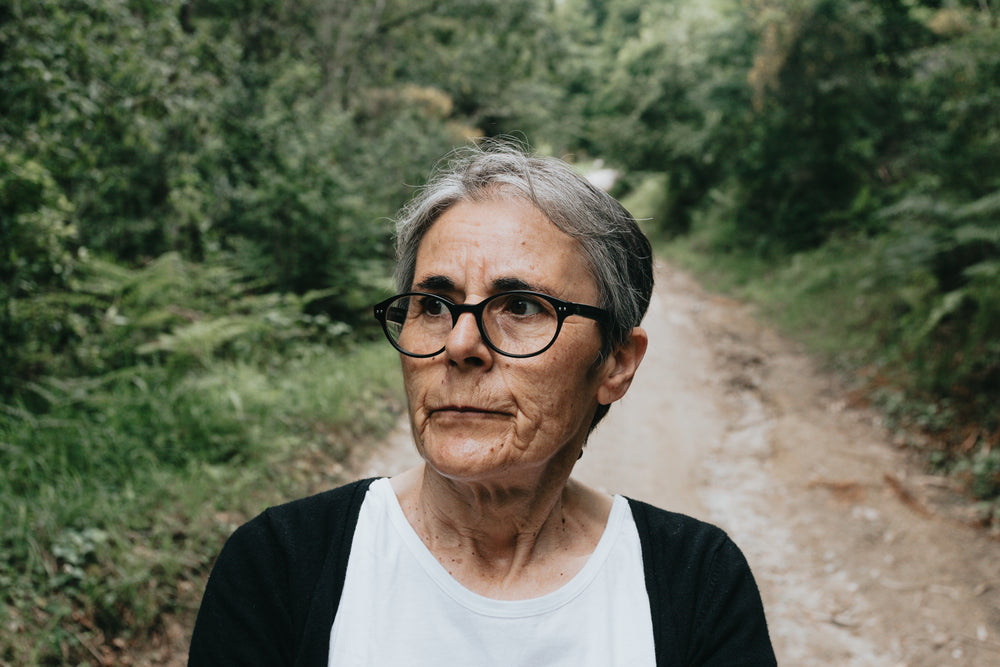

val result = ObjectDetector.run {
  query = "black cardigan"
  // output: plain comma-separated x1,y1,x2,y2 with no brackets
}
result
189,478,776,666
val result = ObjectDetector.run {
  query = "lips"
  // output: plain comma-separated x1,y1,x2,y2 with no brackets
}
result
423,392,516,419
430,405,508,416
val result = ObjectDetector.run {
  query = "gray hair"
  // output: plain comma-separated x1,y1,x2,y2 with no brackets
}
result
394,139,654,360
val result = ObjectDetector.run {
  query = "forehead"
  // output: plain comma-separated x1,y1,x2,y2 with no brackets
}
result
412,198,596,298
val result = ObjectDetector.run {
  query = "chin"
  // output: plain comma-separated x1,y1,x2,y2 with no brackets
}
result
418,433,513,481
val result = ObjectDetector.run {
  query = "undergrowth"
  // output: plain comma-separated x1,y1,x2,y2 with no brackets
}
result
0,254,405,665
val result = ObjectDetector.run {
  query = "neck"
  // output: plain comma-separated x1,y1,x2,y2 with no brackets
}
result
391,460,611,598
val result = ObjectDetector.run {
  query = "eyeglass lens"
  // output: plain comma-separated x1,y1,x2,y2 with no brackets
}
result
383,293,560,357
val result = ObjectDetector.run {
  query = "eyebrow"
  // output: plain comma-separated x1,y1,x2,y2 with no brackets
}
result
412,275,550,296
414,275,455,292
492,276,537,292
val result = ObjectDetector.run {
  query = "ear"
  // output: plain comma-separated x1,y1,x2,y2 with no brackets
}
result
596,326,648,406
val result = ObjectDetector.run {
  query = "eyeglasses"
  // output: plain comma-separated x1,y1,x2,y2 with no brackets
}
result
373,291,610,358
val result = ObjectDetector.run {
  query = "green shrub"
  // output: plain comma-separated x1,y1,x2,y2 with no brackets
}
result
0,342,405,664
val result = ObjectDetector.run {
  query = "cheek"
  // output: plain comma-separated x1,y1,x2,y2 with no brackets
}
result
401,361,433,417
511,356,600,436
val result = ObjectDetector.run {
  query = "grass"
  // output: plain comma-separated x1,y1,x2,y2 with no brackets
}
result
0,341,405,665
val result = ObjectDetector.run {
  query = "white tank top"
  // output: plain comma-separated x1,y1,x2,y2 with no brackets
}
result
328,478,656,666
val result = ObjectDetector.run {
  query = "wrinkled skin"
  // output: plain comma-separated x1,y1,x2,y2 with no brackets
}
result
403,198,633,490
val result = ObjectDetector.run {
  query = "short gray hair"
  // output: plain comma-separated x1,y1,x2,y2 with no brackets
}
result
394,139,654,358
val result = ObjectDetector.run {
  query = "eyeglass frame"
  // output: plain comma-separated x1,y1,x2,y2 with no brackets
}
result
373,290,612,359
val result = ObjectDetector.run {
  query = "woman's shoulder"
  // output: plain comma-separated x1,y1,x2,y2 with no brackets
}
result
214,477,379,569
624,496,756,612
624,496,732,548
263,477,378,522
235,477,378,542
625,496,776,665
203,477,381,613
190,478,380,664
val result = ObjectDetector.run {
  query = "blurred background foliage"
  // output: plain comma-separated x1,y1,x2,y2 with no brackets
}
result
574,0,999,510
1,0,998,662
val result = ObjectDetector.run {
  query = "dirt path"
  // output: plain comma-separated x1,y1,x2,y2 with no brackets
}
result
364,262,1000,666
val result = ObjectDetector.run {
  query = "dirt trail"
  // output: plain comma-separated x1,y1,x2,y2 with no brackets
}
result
364,262,1000,666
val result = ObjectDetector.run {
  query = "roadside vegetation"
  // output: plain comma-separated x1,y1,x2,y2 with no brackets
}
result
598,0,1000,530
0,252,407,663
2,0,997,663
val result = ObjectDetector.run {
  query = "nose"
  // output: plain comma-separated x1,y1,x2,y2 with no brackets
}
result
443,310,493,369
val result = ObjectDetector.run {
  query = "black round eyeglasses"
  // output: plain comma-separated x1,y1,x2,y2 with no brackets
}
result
373,291,610,358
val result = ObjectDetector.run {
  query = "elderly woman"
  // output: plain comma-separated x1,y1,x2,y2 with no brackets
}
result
189,142,775,666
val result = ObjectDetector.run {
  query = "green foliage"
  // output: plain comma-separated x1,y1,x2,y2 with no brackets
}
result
875,191,1000,423
390,0,566,138
899,22,1000,200
729,0,908,250
0,148,78,394
578,0,997,252
565,0,753,234
0,339,404,664
1,0,577,398
1,0,220,260
583,0,999,516
0,148,75,290
1,1,580,660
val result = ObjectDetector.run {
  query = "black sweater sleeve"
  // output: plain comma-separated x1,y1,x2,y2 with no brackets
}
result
628,498,777,666
188,479,374,667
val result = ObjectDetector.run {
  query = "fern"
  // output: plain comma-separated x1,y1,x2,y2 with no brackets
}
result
137,316,257,365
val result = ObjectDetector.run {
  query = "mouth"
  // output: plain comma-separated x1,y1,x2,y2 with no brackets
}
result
431,405,508,417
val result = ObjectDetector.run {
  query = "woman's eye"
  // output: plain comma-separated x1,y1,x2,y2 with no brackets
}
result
504,296,544,316
420,297,449,317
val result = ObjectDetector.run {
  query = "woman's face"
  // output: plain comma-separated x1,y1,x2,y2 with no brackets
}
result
402,197,622,488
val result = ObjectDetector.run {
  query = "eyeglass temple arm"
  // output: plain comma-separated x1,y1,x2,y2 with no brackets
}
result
560,301,610,323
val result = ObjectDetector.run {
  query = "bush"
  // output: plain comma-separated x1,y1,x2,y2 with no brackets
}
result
0,341,404,664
